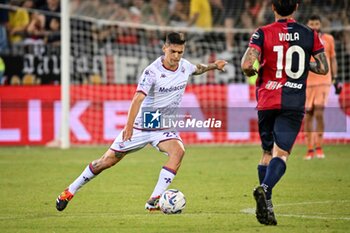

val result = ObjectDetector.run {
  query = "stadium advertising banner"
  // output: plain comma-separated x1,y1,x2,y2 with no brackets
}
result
0,84,349,145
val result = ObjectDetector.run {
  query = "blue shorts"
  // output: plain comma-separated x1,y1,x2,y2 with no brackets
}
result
258,109,304,153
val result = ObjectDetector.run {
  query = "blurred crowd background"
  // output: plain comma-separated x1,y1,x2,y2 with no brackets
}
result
0,0,349,84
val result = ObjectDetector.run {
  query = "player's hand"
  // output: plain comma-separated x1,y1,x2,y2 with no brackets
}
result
243,65,258,77
214,60,228,72
333,77,342,95
122,125,133,141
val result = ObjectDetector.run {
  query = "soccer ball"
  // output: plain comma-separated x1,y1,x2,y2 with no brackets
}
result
159,189,186,214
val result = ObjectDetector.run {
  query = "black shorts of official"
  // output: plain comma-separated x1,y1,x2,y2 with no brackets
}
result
258,109,305,153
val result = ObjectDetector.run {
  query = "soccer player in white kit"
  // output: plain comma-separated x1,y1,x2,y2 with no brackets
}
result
56,32,227,211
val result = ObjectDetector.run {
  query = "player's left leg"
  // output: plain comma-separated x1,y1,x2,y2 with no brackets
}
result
304,86,317,160
145,133,185,211
313,85,330,159
56,149,126,211
314,106,325,158
56,128,148,211
304,109,316,160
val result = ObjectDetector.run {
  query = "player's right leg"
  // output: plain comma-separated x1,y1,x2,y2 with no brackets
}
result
255,110,278,225
56,149,126,211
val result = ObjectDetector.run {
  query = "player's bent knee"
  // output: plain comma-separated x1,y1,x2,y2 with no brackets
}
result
176,147,185,158
169,147,185,162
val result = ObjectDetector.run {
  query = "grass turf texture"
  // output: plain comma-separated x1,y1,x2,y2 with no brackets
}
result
0,145,349,233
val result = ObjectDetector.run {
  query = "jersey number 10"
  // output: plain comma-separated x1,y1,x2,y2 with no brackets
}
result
273,45,305,79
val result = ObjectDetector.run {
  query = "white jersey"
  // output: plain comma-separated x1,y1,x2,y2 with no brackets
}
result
134,56,197,129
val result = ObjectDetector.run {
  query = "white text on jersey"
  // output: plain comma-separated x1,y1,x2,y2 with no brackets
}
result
265,81,303,90
278,32,299,41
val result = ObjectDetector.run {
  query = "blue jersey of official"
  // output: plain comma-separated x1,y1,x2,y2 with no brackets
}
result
249,18,324,111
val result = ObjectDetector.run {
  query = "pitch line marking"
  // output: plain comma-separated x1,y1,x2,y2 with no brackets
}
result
241,200,350,221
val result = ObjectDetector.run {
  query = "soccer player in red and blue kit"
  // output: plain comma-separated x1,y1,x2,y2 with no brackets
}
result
241,0,329,225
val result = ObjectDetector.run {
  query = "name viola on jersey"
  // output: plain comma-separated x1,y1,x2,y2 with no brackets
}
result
159,84,186,93
265,81,303,90
279,32,299,41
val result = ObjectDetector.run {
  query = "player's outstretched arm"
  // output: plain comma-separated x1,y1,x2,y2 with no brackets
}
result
310,52,329,75
193,60,227,75
122,92,146,141
241,47,260,77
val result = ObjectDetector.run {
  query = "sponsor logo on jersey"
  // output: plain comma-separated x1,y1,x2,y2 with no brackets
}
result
284,81,303,89
265,81,303,90
159,83,186,93
265,81,283,90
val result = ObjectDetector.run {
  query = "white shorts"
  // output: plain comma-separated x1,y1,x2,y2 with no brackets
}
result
110,128,183,154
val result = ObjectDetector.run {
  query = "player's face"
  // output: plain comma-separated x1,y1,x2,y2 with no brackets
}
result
162,43,185,70
307,20,321,32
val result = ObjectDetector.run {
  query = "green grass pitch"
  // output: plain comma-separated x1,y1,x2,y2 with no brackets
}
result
0,145,349,233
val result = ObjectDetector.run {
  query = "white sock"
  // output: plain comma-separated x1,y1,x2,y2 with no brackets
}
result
150,167,176,198
68,164,97,195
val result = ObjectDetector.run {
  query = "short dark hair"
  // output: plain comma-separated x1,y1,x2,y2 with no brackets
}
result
165,32,186,45
308,15,321,22
272,0,298,16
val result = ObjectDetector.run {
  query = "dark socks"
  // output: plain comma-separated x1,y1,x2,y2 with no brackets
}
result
257,165,267,184
261,157,286,200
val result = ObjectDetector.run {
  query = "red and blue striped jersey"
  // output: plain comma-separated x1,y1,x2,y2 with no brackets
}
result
249,19,324,111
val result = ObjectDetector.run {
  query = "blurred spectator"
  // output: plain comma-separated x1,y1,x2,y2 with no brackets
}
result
34,0,45,8
26,0,60,44
69,0,81,15
106,0,130,21
210,0,224,27
128,0,166,25
40,0,60,29
25,10,45,44
221,0,245,52
296,0,315,24
240,0,268,29
188,0,212,29
8,0,33,45
0,0,9,53
74,0,101,18
150,0,170,26
169,0,189,27
45,16,59,45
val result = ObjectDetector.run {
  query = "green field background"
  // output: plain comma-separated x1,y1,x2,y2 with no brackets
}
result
1,145,349,233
